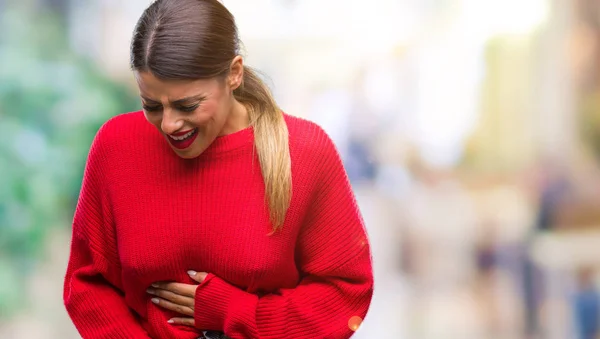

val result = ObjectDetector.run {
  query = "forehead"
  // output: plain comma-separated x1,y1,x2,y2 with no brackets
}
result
134,71,218,100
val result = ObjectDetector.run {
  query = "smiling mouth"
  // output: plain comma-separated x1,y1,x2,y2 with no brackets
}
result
169,129,197,141
166,128,199,150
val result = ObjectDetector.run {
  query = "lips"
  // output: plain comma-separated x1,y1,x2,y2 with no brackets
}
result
167,128,198,150
169,129,196,140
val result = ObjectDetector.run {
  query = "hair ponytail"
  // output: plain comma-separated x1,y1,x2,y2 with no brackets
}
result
234,66,291,231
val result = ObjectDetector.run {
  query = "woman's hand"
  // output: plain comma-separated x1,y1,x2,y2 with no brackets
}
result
147,270,208,326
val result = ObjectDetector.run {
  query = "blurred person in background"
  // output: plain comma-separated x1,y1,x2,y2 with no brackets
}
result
572,267,599,339
62,0,374,338
522,159,571,338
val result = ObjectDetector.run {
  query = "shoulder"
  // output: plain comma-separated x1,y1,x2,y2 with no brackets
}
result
284,113,338,158
95,111,148,141
88,110,150,162
92,111,151,149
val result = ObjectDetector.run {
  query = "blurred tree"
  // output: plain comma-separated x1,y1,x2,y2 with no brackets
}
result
0,3,139,317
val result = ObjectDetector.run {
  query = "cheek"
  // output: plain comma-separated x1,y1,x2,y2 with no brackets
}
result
143,112,162,128
198,100,227,123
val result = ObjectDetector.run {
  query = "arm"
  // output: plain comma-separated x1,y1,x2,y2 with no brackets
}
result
63,125,151,338
193,131,374,338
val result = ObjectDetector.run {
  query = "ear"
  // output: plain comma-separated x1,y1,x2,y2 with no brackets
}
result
227,55,244,91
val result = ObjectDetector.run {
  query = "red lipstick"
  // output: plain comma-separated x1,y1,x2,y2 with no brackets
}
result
167,128,198,150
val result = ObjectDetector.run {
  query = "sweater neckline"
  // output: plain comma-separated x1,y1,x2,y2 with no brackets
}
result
199,125,254,158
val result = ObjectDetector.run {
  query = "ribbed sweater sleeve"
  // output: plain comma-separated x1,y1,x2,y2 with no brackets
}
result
63,124,151,338
193,129,374,338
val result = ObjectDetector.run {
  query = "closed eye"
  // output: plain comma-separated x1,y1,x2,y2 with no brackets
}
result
178,104,200,113
143,105,162,112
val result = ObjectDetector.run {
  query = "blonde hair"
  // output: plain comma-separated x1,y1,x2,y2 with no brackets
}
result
234,67,292,231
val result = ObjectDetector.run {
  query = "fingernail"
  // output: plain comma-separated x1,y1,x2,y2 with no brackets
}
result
167,319,174,324
146,288,154,294
187,270,197,276
151,283,159,288
151,298,159,304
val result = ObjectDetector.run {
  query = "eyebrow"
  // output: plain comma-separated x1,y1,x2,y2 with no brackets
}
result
141,94,206,105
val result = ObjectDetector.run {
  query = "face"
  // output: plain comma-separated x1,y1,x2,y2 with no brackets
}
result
134,57,246,159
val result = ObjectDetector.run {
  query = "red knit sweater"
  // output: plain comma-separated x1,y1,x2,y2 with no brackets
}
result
63,111,373,339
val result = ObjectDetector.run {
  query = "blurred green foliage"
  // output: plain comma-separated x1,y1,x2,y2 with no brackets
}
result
0,4,139,317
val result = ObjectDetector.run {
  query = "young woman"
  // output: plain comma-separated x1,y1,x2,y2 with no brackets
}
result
63,0,373,338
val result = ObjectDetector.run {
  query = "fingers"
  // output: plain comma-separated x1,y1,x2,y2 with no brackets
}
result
151,282,196,298
149,272,210,320
150,296,194,317
187,270,209,283
147,287,194,308
168,317,195,327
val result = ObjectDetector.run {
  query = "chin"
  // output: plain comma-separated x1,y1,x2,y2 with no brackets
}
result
173,148,202,159
175,152,199,159
172,142,210,159
168,132,216,159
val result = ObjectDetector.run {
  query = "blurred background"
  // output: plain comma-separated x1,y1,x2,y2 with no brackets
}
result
2,0,600,338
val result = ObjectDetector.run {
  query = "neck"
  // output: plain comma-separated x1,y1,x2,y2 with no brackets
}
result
220,100,249,136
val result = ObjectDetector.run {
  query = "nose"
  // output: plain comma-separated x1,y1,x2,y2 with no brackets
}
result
160,108,185,135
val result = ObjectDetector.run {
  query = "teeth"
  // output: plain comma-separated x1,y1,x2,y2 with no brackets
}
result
169,129,195,141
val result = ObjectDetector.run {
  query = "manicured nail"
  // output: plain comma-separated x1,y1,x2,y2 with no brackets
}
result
187,270,197,276
167,319,174,324
151,298,159,304
146,288,154,294
151,283,159,288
